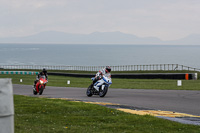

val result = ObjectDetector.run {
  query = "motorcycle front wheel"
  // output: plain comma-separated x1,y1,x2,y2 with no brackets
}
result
99,86,108,97
86,84,93,97
39,86,44,95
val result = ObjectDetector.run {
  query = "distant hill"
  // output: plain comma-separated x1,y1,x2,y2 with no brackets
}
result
0,31,199,45
165,34,200,45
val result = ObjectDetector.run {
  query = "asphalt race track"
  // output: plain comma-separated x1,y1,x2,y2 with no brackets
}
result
13,84,200,116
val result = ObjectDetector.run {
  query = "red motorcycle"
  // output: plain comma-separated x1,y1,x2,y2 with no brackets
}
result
33,75,48,95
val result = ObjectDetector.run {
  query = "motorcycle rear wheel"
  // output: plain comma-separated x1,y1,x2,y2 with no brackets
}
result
86,84,93,97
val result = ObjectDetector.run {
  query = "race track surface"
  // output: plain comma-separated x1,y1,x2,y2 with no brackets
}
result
13,84,200,116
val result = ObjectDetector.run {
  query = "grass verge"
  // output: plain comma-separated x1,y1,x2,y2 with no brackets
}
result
1,74,200,90
15,95,200,133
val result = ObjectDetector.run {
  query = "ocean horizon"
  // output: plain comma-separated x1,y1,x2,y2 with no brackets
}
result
1,44,200,69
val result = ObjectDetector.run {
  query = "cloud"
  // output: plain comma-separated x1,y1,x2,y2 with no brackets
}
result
0,0,200,40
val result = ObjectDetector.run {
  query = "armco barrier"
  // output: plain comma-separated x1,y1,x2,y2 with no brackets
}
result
48,72,197,80
0,71,39,75
111,73,196,80
0,71,197,80
48,72,93,78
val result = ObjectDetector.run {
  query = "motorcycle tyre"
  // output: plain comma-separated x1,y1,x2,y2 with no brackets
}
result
99,86,108,97
39,86,44,95
86,84,93,97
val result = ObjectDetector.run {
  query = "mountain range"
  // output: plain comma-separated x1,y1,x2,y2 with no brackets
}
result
0,31,200,45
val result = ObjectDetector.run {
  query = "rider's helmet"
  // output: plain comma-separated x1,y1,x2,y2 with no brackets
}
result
42,68,47,74
105,66,111,73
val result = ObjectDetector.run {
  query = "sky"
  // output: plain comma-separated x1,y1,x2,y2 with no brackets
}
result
1,0,200,41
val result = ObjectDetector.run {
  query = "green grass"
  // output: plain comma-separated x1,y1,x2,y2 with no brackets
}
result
1,73,200,90
112,78,200,90
1,74,200,90
4,70,199,132
14,95,200,133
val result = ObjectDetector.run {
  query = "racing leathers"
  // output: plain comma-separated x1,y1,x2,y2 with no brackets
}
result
93,67,111,91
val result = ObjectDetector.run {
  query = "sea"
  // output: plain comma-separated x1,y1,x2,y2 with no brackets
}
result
0,44,200,69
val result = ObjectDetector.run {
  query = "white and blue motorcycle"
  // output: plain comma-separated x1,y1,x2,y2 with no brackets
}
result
86,73,112,97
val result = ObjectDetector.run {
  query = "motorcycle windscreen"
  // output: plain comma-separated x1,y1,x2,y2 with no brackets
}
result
40,75,46,79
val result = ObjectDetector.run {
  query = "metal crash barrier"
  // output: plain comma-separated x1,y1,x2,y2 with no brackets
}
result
48,72,198,80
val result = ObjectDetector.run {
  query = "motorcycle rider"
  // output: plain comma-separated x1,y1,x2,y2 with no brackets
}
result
33,68,48,90
93,66,111,91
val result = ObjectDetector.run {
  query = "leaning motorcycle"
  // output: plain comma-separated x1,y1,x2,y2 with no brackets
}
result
33,75,48,95
86,74,112,97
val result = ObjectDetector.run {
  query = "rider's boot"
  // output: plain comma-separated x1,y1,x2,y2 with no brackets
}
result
33,84,36,91
93,86,99,92
33,80,38,91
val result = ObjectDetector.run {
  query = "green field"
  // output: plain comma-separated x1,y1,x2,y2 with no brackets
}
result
1,72,200,90
14,95,200,133
1,70,199,132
